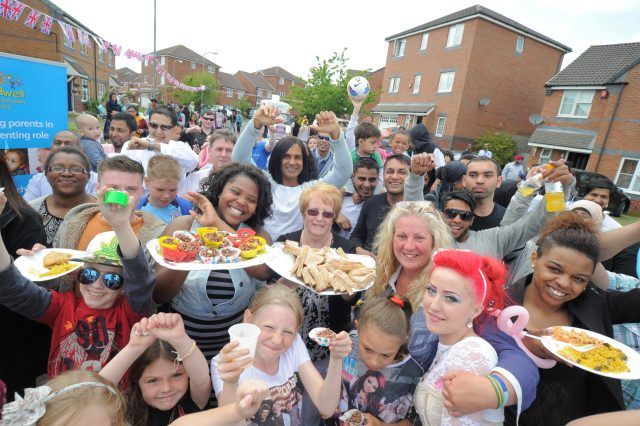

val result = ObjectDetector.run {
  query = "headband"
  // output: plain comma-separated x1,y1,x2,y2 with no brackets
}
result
1,382,117,425
477,268,488,306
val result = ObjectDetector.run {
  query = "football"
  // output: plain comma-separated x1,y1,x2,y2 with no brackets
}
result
347,76,370,101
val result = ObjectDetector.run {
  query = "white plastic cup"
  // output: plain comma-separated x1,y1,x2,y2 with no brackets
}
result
228,323,261,359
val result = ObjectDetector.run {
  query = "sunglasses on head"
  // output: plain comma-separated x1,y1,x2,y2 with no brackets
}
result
443,208,474,222
306,208,335,219
77,267,124,290
148,122,173,131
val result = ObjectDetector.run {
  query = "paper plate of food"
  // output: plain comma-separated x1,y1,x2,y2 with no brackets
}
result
267,241,376,295
541,326,640,380
15,249,86,282
146,227,276,271
339,409,365,425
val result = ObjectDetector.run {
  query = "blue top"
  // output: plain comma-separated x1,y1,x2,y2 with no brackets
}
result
79,137,106,172
312,148,333,177
252,141,270,170
137,194,192,224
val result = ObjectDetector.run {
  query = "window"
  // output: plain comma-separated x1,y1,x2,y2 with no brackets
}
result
160,56,166,65
257,89,263,98
81,79,89,102
267,91,272,98
279,77,285,85
516,36,525,53
81,43,88,55
438,71,455,93
393,39,406,57
558,90,594,118
98,49,104,63
160,74,165,85
191,62,196,70
435,117,446,136
98,83,105,99
413,74,421,94
615,158,640,193
539,148,553,164
388,77,400,93
108,51,113,66
446,23,464,47
208,66,215,73
226,88,233,98
380,115,398,128
278,91,285,98
420,33,429,50
143,75,148,83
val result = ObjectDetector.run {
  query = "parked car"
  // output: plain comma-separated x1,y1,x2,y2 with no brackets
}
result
570,169,631,217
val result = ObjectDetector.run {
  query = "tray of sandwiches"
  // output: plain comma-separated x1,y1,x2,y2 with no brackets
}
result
267,241,375,295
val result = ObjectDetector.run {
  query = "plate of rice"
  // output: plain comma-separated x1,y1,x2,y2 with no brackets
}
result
541,326,640,380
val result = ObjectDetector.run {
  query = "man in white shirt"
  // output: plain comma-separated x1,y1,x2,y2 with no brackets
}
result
478,143,493,158
121,105,199,196
23,131,98,201
180,129,237,195
335,157,380,238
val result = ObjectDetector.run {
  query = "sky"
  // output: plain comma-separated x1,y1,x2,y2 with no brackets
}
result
51,0,640,79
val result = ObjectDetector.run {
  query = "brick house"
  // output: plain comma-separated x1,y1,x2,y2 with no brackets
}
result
256,66,302,101
216,71,246,107
115,67,141,101
373,4,570,152
362,67,385,115
140,45,220,105
0,0,118,112
527,43,640,206
234,71,276,106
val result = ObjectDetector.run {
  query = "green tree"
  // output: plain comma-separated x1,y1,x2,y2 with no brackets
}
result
234,96,252,117
474,132,516,166
288,49,375,118
174,72,218,110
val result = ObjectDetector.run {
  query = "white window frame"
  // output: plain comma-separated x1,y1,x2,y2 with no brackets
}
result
516,36,525,53
98,49,104,63
539,148,553,164
558,90,594,118
388,77,400,93
437,71,455,93
81,43,88,55
98,83,105,99
108,51,113,66
143,75,148,83
435,117,446,137
446,23,464,47
208,65,215,73
420,33,429,50
160,56,166,65
379,114,398,129
257,88,263,98
413,74,421,94
81,78,89,102
615,158,640,194
393,39,406,57
64,36,73,48
279,77,285,85
238,90,245,98
278,91,285,98
191,61,196,70
226,88,233,98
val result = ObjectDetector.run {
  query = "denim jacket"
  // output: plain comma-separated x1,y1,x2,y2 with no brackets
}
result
170,222,256,318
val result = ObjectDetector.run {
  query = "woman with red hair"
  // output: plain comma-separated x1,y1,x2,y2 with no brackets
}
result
414,249,509,426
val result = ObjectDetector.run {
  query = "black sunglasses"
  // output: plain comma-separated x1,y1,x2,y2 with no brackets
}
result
307,208,335,219
443,208,474,222
77,267,124,290
149,122,173,131
317,135,331,142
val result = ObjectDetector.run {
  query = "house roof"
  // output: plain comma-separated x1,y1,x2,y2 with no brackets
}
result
218,72,245,91
152,45,220,68
386,4,571,53
64,57,89,78
258,66,301,82
366,67,385,77
236,71,275,91
528,127,597,152
116,67,141,84
372,102,436,115
42,0,102,38
546,43,640,87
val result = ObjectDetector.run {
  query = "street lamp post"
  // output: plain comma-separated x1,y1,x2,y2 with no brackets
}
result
201,51,218,110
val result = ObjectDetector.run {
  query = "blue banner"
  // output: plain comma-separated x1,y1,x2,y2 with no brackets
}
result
0,52,67,194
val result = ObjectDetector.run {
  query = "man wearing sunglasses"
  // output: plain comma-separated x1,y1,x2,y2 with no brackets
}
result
0,184,154,377
121,105,199,196
312,133,334,178
180,109,217,151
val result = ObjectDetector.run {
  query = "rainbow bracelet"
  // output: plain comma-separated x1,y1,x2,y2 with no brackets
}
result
489,373,509,408
487,375,503,409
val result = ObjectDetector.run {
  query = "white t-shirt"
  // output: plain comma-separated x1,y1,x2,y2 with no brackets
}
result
339,196,364,239
264,184,305,241
180,165,211,196
211,333,310,425
602,213,622,232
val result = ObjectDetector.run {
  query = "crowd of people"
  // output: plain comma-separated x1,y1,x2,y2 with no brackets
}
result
0,94,639,426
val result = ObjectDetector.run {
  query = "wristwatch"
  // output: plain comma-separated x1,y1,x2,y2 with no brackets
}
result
147,139,156,151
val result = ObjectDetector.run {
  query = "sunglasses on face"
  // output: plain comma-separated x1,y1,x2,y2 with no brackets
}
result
306,208,335,219
443,208,474,222
317,135,331,142
148,122,173,132
201,116,214,121
77,267,124,290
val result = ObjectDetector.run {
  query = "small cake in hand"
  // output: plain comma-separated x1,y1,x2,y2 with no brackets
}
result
309,327,336,347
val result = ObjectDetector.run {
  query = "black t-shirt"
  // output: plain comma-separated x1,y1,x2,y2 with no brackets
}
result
349,193,390,252
470,203,506,231
147,392,201,426
277,229,356,254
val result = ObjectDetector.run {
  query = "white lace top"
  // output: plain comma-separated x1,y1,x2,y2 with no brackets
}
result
414,336,503,426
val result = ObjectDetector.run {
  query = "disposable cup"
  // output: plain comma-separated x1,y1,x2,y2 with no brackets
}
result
228,323,261,359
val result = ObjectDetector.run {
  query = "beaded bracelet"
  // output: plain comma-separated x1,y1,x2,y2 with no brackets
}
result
172,339,197,372
487,375,503,409
489,373,509,408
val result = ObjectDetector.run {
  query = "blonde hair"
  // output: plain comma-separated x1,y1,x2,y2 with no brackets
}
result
75,113,99,129
38,370,127,426
367,201,453,310
299,182,343,217
358,295,412,359
248,283,303,329
146,154,181,181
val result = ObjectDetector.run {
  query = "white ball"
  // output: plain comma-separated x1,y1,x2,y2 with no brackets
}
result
347,76,370,101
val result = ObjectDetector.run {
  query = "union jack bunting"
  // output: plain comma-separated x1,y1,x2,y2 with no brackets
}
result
77,28,90,46
8,0,25,21
40,13,52,34
0,0,11,19
23,6,39,28
58,21,76,42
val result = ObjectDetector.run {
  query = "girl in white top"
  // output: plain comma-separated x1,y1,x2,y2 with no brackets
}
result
414,249,509,426
211,284,352,424
231,106,353,241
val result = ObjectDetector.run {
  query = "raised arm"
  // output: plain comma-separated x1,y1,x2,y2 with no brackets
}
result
161,141,199,175
310,111,353,188
405,153,434,201
233,106,283,164
346,99,362,151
